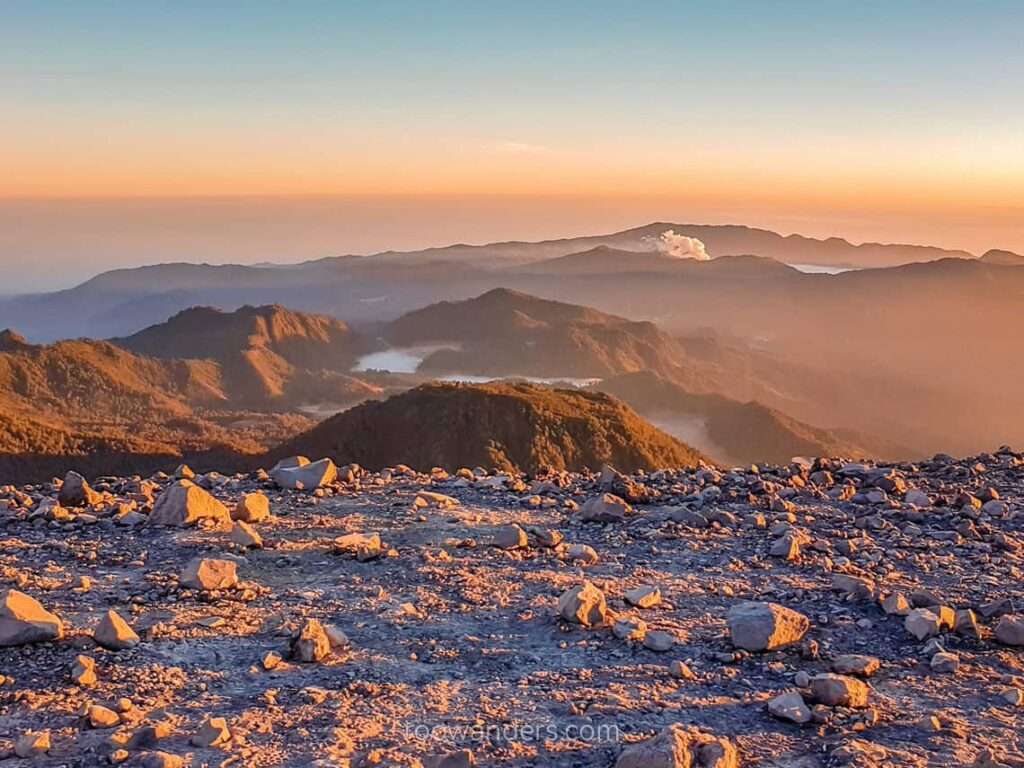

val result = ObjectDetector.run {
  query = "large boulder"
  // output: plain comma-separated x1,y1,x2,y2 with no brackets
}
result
995,615,1024,646
271,455,309,471
810,673,870,708
579,493,632,522
93,609,140,650
233,492,270,523
904,608,941,640
767,691,811,724
557,582,608,627
181,558,239,591
191,716,231,748
832,655,880,678
727,602,810,652
14,731,50,758
0,589,65,646
615,724,739,768
229,521,263,549
271,458,337,491
148,480,230,527
71,655,97,687
58,471,101,507
290,618,331,663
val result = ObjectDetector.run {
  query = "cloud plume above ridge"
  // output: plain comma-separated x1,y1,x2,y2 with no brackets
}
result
650,230,710,260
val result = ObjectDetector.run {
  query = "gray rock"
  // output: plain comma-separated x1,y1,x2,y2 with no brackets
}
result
0,589,64,646
768,691,811,724
271,458,337,490
94,609,139,650
557,582,607,627
904,489,931,507
727,601,810,652
615,724,738,768
180,558,238,591
811,673,869,707
579,493,632,522
625,585,662,608
290,618,331,662
905,608,942,640
995,615,1024,646
832,654,880,677
149,480,230,527
643,630,675,652
58,471,101,507
233,492,270,523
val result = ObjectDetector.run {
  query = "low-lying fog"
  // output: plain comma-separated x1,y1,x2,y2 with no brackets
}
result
352,345,601,388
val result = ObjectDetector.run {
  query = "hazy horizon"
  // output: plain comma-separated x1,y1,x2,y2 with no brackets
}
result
3,193,1022,292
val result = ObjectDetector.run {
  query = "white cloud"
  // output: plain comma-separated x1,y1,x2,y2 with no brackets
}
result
648,229,710,261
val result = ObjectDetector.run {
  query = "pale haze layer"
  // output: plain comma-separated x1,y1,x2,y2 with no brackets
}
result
2,2,1023,290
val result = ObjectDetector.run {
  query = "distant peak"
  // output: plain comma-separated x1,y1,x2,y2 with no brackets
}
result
0,328,33,352
980,248,1024,265
479,287,530,298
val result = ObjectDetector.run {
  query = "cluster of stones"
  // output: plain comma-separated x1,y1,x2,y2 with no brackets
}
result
1,447,1023,766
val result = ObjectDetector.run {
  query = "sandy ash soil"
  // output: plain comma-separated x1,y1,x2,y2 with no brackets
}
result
1,450,1023,767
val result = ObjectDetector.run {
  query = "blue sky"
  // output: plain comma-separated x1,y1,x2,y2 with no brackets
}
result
1,1,1023,287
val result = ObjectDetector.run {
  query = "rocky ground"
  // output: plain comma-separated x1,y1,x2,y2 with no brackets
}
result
1,450,1023,767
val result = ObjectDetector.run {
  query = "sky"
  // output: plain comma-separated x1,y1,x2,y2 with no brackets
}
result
2,1,1023,290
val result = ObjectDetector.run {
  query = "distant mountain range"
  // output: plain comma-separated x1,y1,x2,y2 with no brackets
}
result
1,221,1017,344
2,290,913,481
2,217,1024,476
366,222,976,269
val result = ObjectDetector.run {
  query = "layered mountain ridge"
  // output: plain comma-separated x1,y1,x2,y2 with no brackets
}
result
113,304,375,408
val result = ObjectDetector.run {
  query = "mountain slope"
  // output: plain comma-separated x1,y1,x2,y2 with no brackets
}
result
114,304,359,370
0,336,315,484
267,381,707,473
980,249,1024,266
595,371,906,465
113,305,377,408
508,246,685,275
385,288,686,378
